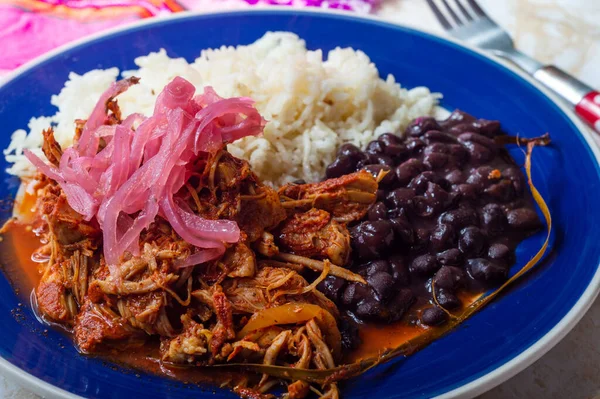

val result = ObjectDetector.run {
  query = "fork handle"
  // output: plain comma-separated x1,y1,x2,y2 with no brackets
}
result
533,66,600,133
575,92,600,133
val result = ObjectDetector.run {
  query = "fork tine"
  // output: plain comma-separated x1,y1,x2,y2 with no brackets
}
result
426,0,453,30
441,0,464,25
455,0,474,21
466,0,487,17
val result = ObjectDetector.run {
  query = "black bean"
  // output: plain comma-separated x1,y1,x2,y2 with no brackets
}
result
449,123,478,135
506,208,542,230
408,171,448,194
412,228,431,252
453,184,479,201
458,132,498,151
326,155,356,178
458,226,487,256
445,158,459,170
366,140,385,155
321,108,540,324
410,254,439,276
364,260,390,276
405,137,426,153
386,288,415,322
445,170,464,185
463,141,493,164
355,264,369,276
317,276,347,302
368,272,396,302
467,258,508,283
373,154,396,168
439,207,479,230
379,135,406,158
388,255,410,286
481,203,507,234
355,298,384,319
379,133,401,146
488,243,513,263
437,248,463,266
447,191,462,209
424,182,451,213
424,152,449,170
408,172,432,194
405,116,440,137
351,220,396,260
356,153,371,168
338,143,363,159
339,316,361,350
342,283,372,306
430,223,456,252
292,179,306,185
433,266,465,290
476,119,501,137
386,188,415,209
421,306,448,326
484,180,515,202
364,164,395,186
424,143,450,155
396,159,425,186
424,130,458,144
435,172,451,190
466,165,495,188
356,153,378,169
394,207,410,219
440,110,476,128
368,201,389,221
435,288,462,310
448,144,469,162
502,167,526,195
413,196,437,218
384,143,408,159
389,217,415,247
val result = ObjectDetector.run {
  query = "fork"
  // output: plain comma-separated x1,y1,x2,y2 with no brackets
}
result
426,0,600,133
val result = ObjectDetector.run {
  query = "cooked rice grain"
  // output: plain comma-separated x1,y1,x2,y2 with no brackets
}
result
4,32,441,185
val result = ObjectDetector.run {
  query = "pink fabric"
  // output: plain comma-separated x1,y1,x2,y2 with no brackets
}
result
0,5,133,72
0,0,377,74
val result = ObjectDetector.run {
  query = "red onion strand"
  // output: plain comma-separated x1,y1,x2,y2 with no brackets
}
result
25,76,266,271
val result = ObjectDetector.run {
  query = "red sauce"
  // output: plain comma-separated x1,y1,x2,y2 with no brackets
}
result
1,222,44,290
0,224,245,386
15,189,38,222
0,220,484,380
349,290,481,362
351,322,426,362
100,344,246,387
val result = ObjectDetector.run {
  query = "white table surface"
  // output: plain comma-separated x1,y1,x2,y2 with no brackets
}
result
2,0,599,398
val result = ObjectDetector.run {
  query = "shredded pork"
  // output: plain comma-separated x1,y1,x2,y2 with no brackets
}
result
26,81,378,399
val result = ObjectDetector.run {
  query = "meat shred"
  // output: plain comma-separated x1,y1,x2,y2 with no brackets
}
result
26,81,372,399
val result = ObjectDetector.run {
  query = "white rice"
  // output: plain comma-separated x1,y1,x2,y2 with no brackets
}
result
4,32,441,186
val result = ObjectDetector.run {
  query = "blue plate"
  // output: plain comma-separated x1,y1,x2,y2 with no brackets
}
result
0,9,599,399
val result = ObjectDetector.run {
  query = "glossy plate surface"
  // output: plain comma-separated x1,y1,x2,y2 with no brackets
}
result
0,9,599,399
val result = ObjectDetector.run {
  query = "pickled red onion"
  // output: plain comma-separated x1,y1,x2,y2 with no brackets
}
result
25,76,266,270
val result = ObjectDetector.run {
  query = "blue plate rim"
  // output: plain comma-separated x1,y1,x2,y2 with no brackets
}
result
0,8,599,399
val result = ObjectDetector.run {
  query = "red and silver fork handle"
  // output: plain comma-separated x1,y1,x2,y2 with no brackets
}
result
534,66,600,133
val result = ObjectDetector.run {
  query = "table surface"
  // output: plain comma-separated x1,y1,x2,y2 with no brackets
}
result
2,0,599,398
